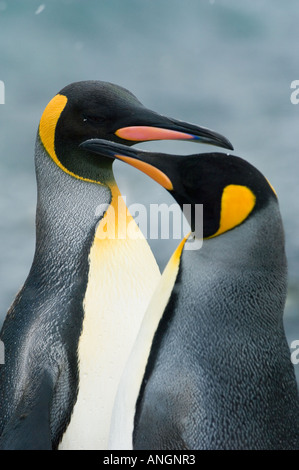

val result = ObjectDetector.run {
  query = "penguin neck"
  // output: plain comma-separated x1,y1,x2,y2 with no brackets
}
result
178,202,289,370
33,139,113,286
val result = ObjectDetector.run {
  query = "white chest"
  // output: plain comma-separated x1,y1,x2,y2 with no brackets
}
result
59,192,160,450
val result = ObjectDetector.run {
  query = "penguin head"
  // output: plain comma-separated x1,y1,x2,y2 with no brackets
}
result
38,80,233,185
79,139,278,239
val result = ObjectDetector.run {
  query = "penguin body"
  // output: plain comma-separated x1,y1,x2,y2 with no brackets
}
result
0,141,109,449
82,141,299,450
133,204,299,450
0,81,231,449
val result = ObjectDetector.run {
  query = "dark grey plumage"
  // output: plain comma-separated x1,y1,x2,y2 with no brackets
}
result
134,202,299,450
0,139,111,449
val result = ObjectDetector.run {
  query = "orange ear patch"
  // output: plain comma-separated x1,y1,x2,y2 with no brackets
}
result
39,94,68,168
210,184,256,238
39,94,104,185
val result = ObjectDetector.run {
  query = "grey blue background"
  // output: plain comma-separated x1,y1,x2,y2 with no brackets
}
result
0,0,298,381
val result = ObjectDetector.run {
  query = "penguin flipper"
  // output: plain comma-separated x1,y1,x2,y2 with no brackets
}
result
0,372,53,450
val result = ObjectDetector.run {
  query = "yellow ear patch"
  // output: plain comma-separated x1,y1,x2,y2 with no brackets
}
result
39,94,104,185
211,184,256,238
39,94,68,168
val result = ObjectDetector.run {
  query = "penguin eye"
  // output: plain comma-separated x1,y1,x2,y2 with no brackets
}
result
82,114,106,125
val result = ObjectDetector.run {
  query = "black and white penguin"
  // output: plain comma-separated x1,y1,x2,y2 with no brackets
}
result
81,139,299,450
0,81,232,450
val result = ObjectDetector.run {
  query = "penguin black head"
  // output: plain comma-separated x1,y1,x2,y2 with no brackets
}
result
38,80,233,184
79,139,277,239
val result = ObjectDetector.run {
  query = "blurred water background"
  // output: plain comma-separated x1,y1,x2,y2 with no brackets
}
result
0,0,298,381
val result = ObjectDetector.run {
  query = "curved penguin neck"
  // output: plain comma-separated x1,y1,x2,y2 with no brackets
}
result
33,138,113,284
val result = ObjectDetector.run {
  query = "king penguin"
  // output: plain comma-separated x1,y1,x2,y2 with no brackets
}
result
0,81,232,450
81,139,299,450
